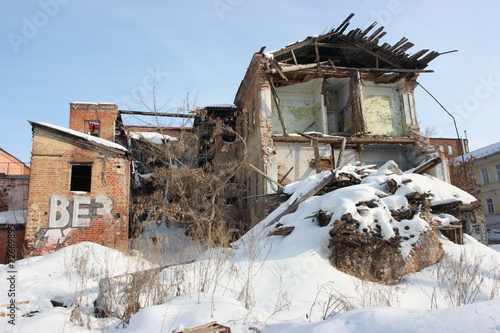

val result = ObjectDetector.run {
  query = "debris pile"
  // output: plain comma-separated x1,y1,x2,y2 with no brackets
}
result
265,160,479,285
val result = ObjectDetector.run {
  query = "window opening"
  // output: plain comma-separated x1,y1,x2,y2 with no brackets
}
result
481,168,490,184
85,120,100,137
70,164,92,192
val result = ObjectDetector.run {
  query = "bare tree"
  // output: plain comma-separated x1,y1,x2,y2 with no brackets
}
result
125,74,247,247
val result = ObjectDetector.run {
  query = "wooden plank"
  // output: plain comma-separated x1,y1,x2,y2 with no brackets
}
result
269,226,295,236
335,13,355,33
279,166,294,184
412,155,442,174
336,137,346,168
271,58,288,81
266,171,335,227
291,49,298,65
336,34,405,69
273,135,416,145
312,139,321,173
179,321,231,333
314,40,320,64
280,63,433,74
248,163,283,190
119,110,195,118
295,130,320,141
330,143,336,169
367,26,385,42
268,75,289,136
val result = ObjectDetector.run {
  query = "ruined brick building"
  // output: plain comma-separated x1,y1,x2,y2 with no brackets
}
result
25,103,200,255
25,103,131,255
226,14,447,225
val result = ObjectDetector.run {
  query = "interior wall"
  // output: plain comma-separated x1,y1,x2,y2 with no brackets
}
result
362,82,406,136
272,79,323,134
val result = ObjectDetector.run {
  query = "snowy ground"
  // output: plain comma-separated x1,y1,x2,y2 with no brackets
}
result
1,163,500,332
2,236,499,332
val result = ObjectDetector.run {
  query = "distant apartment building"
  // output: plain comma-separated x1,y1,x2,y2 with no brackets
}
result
458,142,500,229
429,138,468,159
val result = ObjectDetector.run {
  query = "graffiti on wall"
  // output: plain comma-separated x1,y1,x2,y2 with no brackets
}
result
48,194,113,228
34,194,114,253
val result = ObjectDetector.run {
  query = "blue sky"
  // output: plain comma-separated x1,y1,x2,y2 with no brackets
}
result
2,0,500,162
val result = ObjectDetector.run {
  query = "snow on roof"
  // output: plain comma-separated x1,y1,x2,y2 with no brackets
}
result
129,131,178,144
0,210,25,225
120,114,192,128
204,104,238,109
30,121,128,152
456,141,500,162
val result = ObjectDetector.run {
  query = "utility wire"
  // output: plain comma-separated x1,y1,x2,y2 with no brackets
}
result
416,82,468,179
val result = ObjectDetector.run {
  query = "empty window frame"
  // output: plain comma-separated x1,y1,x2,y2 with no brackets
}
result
70,164,92,192
485,197,495,215
85,120,100,137
481,167,490,184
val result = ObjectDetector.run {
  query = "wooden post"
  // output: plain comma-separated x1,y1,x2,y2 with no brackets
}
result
336,137,346,168
312,139,321,173
279,166,294,184
268,76,289,137
295,131,321,173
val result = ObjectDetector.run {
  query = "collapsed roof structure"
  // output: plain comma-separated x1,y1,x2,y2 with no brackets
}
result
225,14,452,228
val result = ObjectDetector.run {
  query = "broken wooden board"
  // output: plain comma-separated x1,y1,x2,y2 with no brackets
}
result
412,155,442,174
269,226,295,236
265,171,335,227
176,321,231,333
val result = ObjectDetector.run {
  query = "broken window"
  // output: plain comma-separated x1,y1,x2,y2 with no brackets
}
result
85,120,100,137
70,164,92,192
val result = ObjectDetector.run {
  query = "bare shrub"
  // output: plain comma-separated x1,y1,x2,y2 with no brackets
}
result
436,251,500,307
308,282,355,321
352,278,399,308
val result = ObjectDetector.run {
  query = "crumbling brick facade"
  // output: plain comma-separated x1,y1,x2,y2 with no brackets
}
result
25,103,130,255
69,103,119,141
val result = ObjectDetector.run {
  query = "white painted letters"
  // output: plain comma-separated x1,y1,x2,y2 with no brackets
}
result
48,194,113,228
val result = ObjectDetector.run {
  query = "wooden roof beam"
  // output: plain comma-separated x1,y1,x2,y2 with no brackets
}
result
337,35,406,69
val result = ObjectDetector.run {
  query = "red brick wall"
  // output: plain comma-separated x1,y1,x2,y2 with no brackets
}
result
234,54,270,226
429,138,467,159
69,103,119,142
403,230,443,275
26,131,130,255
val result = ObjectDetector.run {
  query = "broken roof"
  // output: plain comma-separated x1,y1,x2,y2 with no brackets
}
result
267,13,441,84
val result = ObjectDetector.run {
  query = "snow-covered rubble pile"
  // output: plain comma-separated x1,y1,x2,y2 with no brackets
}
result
244,161,478,284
